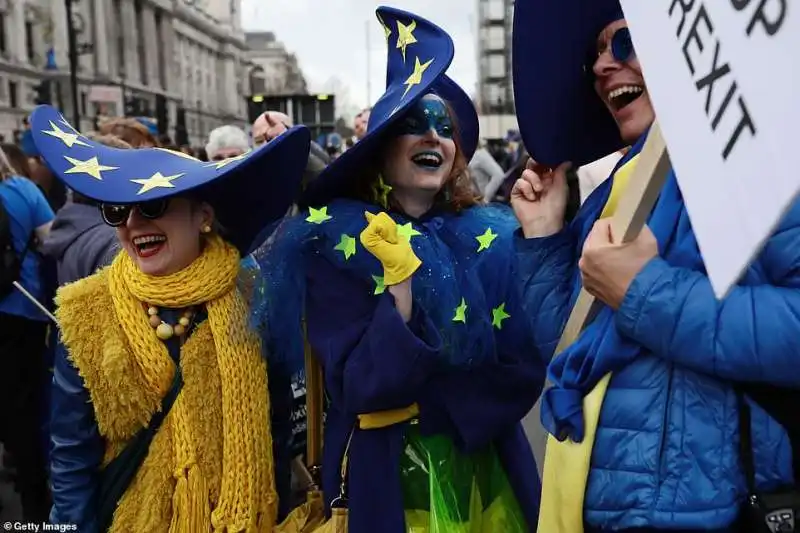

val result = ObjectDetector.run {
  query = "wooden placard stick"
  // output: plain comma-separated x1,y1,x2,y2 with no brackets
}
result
553,121,672,355
528,122,672,474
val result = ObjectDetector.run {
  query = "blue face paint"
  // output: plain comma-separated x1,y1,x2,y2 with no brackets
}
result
395,98,454,139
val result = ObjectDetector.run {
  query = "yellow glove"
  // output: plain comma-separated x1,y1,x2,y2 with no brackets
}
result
360,211,422,285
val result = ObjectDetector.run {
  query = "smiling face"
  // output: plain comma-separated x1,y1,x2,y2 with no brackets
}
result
115,197,214,276
593,19,655,144
381,94,456,202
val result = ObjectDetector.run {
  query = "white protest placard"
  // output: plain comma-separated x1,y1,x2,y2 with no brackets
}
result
619,0,798,298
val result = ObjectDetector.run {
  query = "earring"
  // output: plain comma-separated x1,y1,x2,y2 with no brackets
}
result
201,225,212,234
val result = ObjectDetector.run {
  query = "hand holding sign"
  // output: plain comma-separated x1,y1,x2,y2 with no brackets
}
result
579,219,659,310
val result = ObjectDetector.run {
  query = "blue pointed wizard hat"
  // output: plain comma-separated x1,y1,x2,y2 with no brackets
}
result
512,0,626,167
29,104,311,255
300,5,478,208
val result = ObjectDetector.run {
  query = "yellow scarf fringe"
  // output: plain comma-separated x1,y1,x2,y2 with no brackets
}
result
56,235,277,532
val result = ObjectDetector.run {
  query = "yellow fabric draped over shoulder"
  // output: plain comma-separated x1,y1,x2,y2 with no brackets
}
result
55,234,278,532
537,154,640,533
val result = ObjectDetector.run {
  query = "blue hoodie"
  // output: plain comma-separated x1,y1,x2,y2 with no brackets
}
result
40,202,118,286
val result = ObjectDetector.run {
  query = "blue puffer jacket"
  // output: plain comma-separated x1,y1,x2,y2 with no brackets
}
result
517,175,799,531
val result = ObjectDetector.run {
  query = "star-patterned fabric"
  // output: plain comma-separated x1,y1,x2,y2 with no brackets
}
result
27,104,310,254
251,198,526,370
299,5,479,209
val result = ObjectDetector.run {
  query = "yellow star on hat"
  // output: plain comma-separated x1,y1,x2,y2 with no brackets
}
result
42,121,90,148
378,13,392,42
396,19,417,62
205,151,250,170
402,56,434,98
63,155,118,181
155,147,199,161
130,172,185,195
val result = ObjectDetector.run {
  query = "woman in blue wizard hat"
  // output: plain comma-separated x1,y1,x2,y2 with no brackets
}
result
29,104,311,531
510,1,800,532
253,6,546,532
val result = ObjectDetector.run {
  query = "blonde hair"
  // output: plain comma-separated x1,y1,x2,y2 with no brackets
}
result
84,132,133,150
0,145,19,181
98,117,158,148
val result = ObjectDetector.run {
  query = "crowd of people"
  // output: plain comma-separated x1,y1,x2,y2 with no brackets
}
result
0,0,796,532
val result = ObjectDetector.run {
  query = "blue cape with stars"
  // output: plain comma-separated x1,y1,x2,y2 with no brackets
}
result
250,199,522,375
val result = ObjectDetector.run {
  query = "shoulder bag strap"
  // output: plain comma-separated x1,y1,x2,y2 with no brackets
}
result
96,361,183,531
303,319,325,485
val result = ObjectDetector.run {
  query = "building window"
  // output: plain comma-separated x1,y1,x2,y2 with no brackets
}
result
481,0,505,22
0,13,7,56
155,10,167,89
8,80,17,108
113,0,125,76
488,55,505,78
24,21,35,64
135,1,147,85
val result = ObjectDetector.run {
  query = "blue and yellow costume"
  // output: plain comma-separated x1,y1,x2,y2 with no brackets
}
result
512,1,800,532
252,6,546,533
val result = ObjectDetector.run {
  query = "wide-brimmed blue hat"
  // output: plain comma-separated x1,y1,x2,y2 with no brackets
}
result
300,5,478,208
513,0,625,167
29,104,310,255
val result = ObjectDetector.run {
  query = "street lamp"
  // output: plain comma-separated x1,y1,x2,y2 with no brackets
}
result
65,0,80,126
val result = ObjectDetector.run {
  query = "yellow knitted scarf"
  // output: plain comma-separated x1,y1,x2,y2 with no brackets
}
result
56,235,277,532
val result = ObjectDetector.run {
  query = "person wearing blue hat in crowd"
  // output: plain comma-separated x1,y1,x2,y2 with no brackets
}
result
252,6,546,532
29,104,311,531
510,1,800,532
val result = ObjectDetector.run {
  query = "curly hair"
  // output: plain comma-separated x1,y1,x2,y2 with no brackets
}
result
348,99,479,212
98,117,158,148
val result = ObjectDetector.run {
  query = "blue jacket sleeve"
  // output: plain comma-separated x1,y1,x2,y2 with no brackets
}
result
616,228,800,387
515,228,577,362
418,254,548,452
49,342,103,531
304,253,443,415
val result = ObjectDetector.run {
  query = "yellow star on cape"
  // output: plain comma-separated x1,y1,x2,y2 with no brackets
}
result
306,206,332,224
130,172,184,195
396,19,417,62
205,150,250,170
378,13,392,42
397,222,421,241
41,121,90,148
453,298,467,323
334,234,357,260
155,147,199,161
492,303,511,330
374,178,393,208
476,228,498,252
372,275,386,295
402,56,434,98
63,155,118,181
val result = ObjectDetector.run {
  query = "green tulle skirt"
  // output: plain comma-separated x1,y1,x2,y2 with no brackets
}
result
400,423,527,533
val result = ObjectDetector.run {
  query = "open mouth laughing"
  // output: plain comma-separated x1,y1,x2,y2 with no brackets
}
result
411,150,444,171
607,84,644,111
132,234,167,258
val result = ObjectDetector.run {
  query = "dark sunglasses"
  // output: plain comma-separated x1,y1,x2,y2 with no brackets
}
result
584,27,636,77
100,199,171,227
605,27,635,63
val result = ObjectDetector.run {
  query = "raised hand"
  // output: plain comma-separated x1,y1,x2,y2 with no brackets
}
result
511,158,572,238
359,211,422,285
